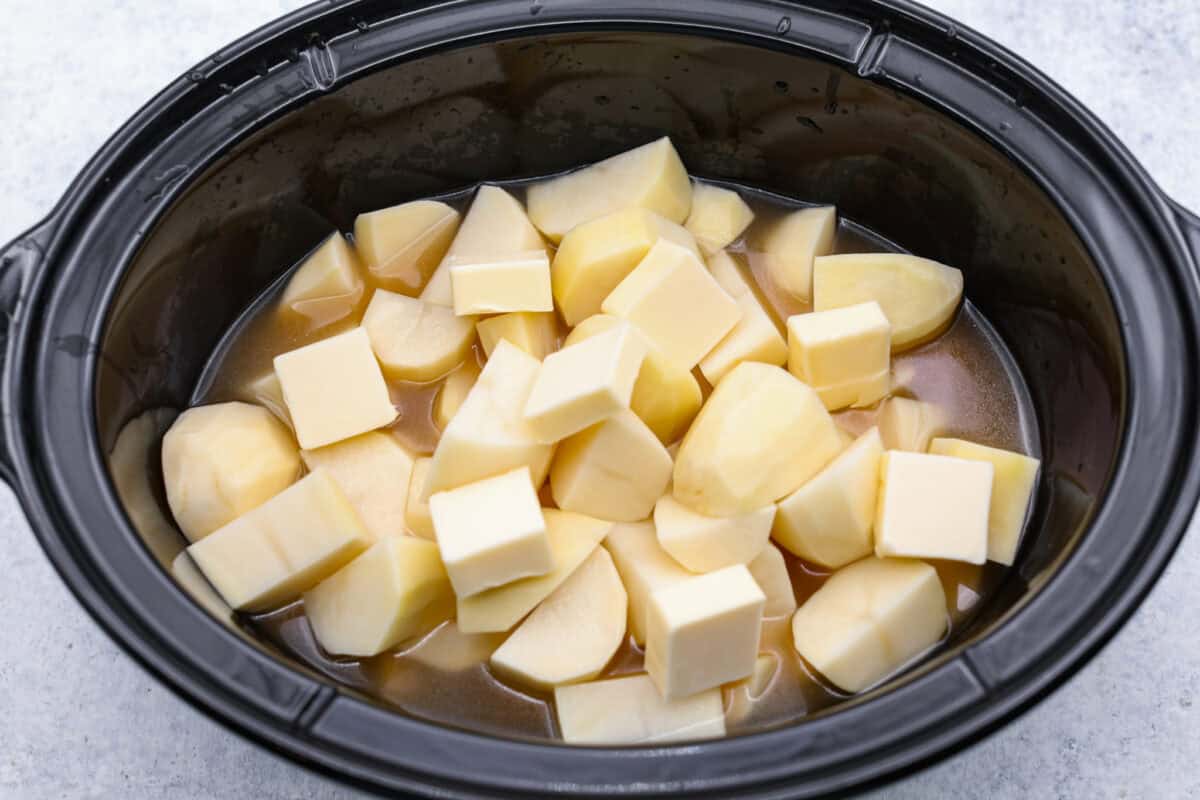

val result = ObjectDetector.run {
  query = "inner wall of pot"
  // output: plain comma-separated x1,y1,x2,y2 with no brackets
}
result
95,32,1123,701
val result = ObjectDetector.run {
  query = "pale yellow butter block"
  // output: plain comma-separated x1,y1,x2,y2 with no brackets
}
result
524,322,647,444
787,301,891,411
604,521,691,646
929,438,1040,565
304,535,454,657
774,427,883,569
878,396,945,452
301,431,415,542
673,362,843,516
601,239,740,370
187,470,372,612
645,564,766,699
279,233,364,330
429,467,552,598
527,137,693,243
361,289,476,382
551,409,673,522
699,251,788,385
354,200,460,295
450,250,553,315
405,457,435,539
746,544,796,618
555,673,725,745
875,451,993,564
756,206,835,301
551,207,699,326
432,357,481,431
476,312,558,360
241,371,291,429
653,495,774,573
791,556,947,693
274,327,396,450
457,509,612,633
685,183,755,254
162,402,300,542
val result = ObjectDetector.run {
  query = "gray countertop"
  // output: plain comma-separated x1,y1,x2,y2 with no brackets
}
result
1,1,1198,797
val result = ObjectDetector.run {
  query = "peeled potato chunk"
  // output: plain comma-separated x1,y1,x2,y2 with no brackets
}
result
241,371,291,429
162,402,300,542
304,535,454,657
361,289,476,382
746,544,797,618
526,137,692,243
791,556,947,693
685,183,755,254
755,206,835,301
354,200,460,294
278,233,365,330
604,521,691,646
699,251,788,385
773,427,883,569
555,673,725,745
787,301,891,411
813,253,963,351
476,312,557,360
433,357,481,431
878,396,945,452
653,495,775,573
490,548,627,690
405,457,435,539
301,431,415,542
673,362,842,516
171,550,234,624
929,438,1040,565
405,622,505,672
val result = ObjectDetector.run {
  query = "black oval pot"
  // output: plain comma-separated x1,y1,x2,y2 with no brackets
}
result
4,1,1200,797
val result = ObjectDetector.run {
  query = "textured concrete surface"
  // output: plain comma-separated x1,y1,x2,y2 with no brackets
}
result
1,1,1198,798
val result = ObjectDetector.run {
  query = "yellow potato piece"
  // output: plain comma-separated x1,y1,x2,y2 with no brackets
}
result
361,289,476,382
685,183,755,254
301,431,415,542
786,301,891,411
755,206,835,301
476,312,557,360
171,551,234,624
555,673,724,745
746,544,797,618
699,251,788,385
278,233,365,330
240,371,291,429
354,200,460,295
403,622,505,672
878,396,945,452
404,457,435,539
604,521,691,646
433,357,481,431
653,494,775,573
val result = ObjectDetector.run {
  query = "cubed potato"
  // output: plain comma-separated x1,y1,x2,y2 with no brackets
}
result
490,548,627,690
787,301,891,411
171,551,234,624
187,470,371,611
878,396,945,452
526,137,692,243
601,239,740,370
699,251,788,385
791,556,947,693
875,451,993,564
728,654,780,709
405,457,435,539
429,467,552,598
685,183,755,254
653,495,775,573
421,185,546,307
422,340,555,498
604,521,691,646
241,371,291,429
773,428,883,569
551,409,673,522
476,312,558,360
162,402,300,542
457,509,612,633
746,544,796,618
645,564,766,699
523,322,647,444
278,233,365,330
361,289,476,382
450,251,553,315
405,622,506,672
929,438,1040,565
304,535,454,657
813,253,963,351
274,327,396,450
673,362,842,516
755,206,835,301
301,431,415,542
551,207,699,326
564,313,701,445
353,200,460,294
433,357,481,431
555,673,725,745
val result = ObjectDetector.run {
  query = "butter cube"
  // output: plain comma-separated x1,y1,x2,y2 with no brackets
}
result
929,438,1041,565
653,495,775,573
551,409,673,522
278,233,364,330
604,521,691,646
476,312,558,360
162,402,300,542
432,357,481,431
405,457,435,539
240,371,291,429
673,362,843,516
457,509,612,633
774,427,883,569
551,207,699,326
601,239,740,370
450,251,553,315
304,535,454,657
187,470,371,611
875,451,993,564
361,290,476,382
878,396,945,452
301,431,415,542
555,673,725,745
274,327,396,450
645,565,766,699
791,556,947,692
564,313,701,445
353,200,460,294
746,544,796,618
429,467,552,598
422,340,555,498
527,137,693,243
524,322,647,443
787,301,891,411
699,251,788,385
755,206,835,301
685,183,755,254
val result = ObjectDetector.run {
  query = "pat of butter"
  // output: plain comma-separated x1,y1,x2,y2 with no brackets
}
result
604,521,692,646
685,183,755,254
555,673,725,745
755,206,836,301
746,544,797,618
653,494,775,573
450,250,553,315
476,312,558,360
353,200,460,295
699,251,788,385
787,301,891,411
278,233,364,330
432,358,481,431
404,457,435,539
361,289,476,382
301,431,415,542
